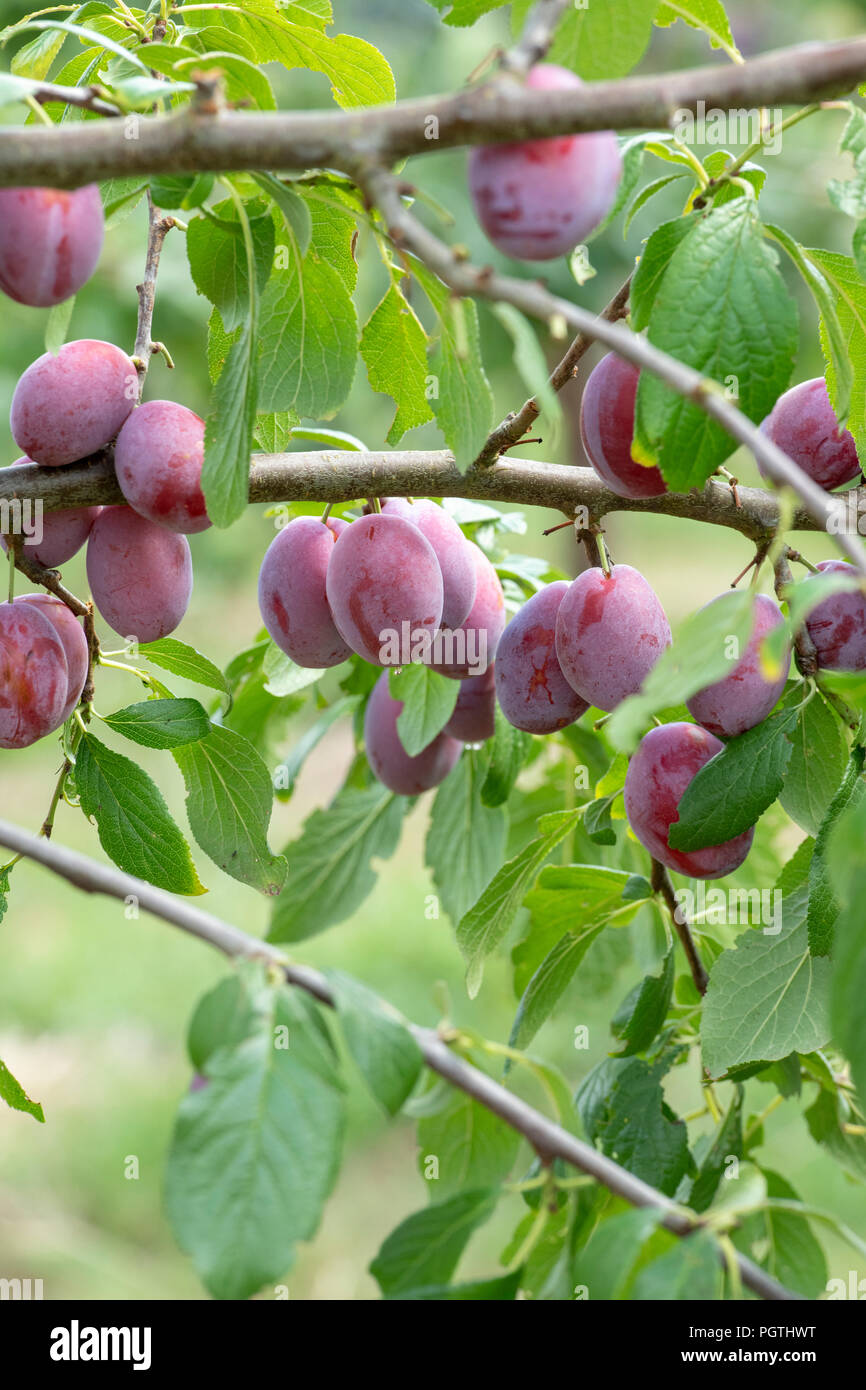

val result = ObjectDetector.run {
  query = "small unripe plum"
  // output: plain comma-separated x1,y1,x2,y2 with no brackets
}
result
686,594,790,737
326,513,444,666
624,722,755,879
258,518,352,668
0,599,68,747
115,401,210,534
0,459,100,567
0,185,104,307
444,664,496,742
759,379,861,491
555,563,671,711
364,670,461,794
382,498,476,629
428,542,506,679
495,582,588,733
804,559,866,671
580,354,667,499
86,506,192,643
11,339,137,467
17,593,88,724
468,64,621,261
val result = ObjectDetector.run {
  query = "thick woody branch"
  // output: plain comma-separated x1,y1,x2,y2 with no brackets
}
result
0,38,864,188
0,817,798,1303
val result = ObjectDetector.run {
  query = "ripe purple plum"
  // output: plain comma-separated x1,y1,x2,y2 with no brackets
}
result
17,593,88,724
555,563,671,711
325,513,444,666
0,459,100,567
468,64,621,261
258,518,352,669
11,339,137,467
0,185,104,307
804,559,866,671
759,379,861,491
495,582,588,733
580,354,667,500
382,498,476,629
686,594,790,737
624,722,755,879
444,664,496,742
0,599,68,748
365,670,461,794
428,542,506,680
115,401,210,534
86,506,192,643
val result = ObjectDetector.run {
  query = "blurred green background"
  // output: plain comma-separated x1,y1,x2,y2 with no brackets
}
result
2,0,866,1300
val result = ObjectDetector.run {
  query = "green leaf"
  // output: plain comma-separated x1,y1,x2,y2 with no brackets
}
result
166,980,345,1300
361,284,433,445
0,868,8,926
269,783,406,941
100,176,148,227
187,202,274,333
491,303,563,438
417,1089,519,1197
779,694,848,835
9,27,66,80
427,0,506,25
574,1207,663,1299
253,411,298,452
412,259,494,468
624,172,690,235
102,698,210,750
612,949,675,1057
253,174,311,253
262,642,325,696
631,1229,722,1300
173,723,286,895
828,104,866,220
44,296,75,357
273,696,360,801
805,1084,866,1183
509,923,607,1052
513,0,656,77
369,1189,497,1299
481,704,530,807
577,1055,691,1196
327,971,423,1116
654,0,740,60
736,1171,828,1299
187,972,257,1073
633,202,798,491
807,745,865,956
689,1089,743,1213
426,750,507,929
139,638,231,699
203,315,259,528
828,796,866,1104
389,664,459,756
630,213,700,330
392,1269,522,1300
0,1057,44,1123
76,733,205,895
668,709,798,851
810,249,866,460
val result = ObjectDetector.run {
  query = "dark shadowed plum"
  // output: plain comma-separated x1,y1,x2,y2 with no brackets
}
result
804,559,866,671
0,599,68,748
468,64,621,261
495,581,589,733
325,513,443,666
382,498,476,628
686,594,790,737
115,401,210,534
364,670,461,794
86,507,192,643
759,379,861,491
624,722,755,879
555,563,671,711
0,459,100,567
11,339,137,467
580,354,667,499
258,518,352,669
17,593,88,724
428,542,506,679
0,185,104,307
444,664,496,742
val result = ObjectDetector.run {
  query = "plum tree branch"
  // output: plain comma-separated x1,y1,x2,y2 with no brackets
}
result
132,191,180,388
0,816,799,1303
651,859,708,995
0,38,864,188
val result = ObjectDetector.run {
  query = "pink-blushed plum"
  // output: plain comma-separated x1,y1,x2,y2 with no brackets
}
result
0,599,68,748
624,722,755,879
0,185,104,307
804,559,866,671
495,582,588,733
17,593,88,724
115,401,210,534
468,64,621,261
383,498,476,629
258,518,352,669
580,354,667,500
325,513,444,666
428,542,506,680
555,563,671,711
759,379,862,491
444,664,496,742
86,506,192,643
686,594,790,737
0,459,100,568
364,670,461,794
11,339,137,467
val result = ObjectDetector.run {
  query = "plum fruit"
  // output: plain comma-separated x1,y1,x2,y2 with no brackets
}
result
382,498,476,629
495,581,588,733
444,664,497,742
759,379,861,491
0,599,69,747
115,401,210,534
427,542,506,679
580,353,667,499
86,506,193,643
686,593,791,737
258,517,353,669
0,185,104,307
11,339,137,467
555,563,671,711
804,559,866,671
364,670,461,794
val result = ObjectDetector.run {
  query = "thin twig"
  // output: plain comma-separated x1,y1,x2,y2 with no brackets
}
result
133,191,178,389
503,0,571,73
652,859,709,996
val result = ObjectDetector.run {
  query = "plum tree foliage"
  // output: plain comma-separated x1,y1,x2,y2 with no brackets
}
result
2,0,866,1305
